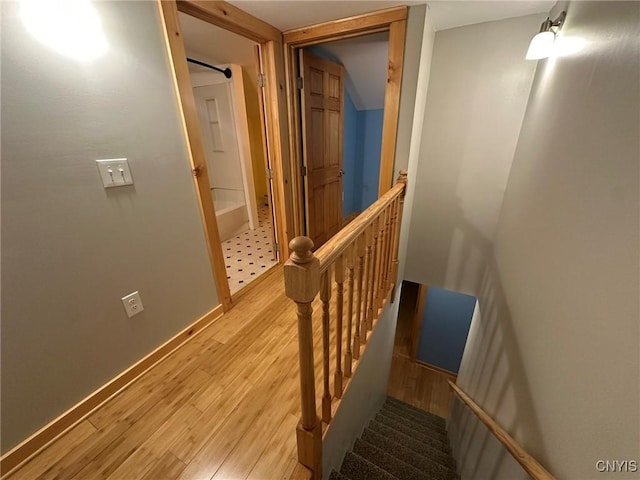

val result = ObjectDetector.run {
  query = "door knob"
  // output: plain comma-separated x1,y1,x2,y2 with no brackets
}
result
338,169,345,177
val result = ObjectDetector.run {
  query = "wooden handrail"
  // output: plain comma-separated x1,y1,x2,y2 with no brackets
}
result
285,171,407,479
315,172,407,271
448,381,556,480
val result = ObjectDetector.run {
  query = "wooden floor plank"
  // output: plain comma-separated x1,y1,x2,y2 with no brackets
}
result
386,283,454,418
6,265,412,480
5,421,96,480
246,413,299,480
139,452,186,480
105,403,201,480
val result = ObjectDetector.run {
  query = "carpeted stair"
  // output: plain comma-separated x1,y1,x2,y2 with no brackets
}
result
329,396,459,480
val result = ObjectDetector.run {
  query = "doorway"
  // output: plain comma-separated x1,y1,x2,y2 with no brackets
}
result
302,31,389,245
284,7,408,243
159,1,292,310
178,13,278,294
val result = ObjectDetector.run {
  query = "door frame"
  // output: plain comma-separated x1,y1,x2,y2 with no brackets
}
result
158,0,294,311
283,6,408,237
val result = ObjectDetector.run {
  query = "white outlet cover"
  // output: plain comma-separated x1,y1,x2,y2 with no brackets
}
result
121,291,144,318
96,158,133,188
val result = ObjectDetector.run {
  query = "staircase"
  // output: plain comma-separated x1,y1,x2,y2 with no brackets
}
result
329,396,459,480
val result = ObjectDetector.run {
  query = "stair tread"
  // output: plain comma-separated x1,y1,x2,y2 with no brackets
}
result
362,428,458,480
381,403,448,433
354,438,432,480
385,397,447,427
329,470,352,480
369,420,457,470
341,452,400,480
375,412,451,453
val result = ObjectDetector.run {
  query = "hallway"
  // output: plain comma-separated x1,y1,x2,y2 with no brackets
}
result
8,268,303,480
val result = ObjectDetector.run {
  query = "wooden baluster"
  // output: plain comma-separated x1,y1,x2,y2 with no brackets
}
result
391,171,408,302
345,245,355,377
353,232,365,357
378,206,390,308
320,269,332,423
373,209,387,315
284,237,322,478
362,225,373,342
334,255,344,397
366,218,379,332
383,202,394,296
385,199,398,295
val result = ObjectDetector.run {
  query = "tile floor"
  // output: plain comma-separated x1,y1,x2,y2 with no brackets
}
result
222,205,278,294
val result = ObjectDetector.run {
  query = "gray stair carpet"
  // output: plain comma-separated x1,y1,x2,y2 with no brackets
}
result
329,396,459,480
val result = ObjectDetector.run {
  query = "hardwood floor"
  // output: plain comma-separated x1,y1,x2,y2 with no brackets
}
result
387,282,455,419
7,266,303,480
7,274,453,480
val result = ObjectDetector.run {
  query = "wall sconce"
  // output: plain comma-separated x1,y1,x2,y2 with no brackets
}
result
526,11,566,60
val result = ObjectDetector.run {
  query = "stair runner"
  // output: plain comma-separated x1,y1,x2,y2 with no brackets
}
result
329,396,459,480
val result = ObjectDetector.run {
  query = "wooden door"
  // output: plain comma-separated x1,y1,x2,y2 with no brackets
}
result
299,50,345,249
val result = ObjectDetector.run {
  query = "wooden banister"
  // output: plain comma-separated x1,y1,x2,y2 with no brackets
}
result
284,237,322,478
448,381,556,480
315,179,406,271
285,171,407,479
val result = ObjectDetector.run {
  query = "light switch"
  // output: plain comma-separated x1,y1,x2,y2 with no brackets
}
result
96,158,133,188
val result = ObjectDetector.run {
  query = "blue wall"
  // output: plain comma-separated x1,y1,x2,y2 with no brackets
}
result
416,287,477,374
343,91,358,217
357,109,383,211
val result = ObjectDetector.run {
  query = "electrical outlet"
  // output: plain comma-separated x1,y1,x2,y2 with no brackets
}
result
121,291,144,318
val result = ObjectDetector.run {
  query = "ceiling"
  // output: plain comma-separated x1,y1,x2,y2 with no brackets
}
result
180,1,554,109
314,33,389,110
227,1,554,32
179,12,257,69
427,1,554,31
226,1,423,32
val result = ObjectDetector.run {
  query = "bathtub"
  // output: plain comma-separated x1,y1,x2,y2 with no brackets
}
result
215,199,249,242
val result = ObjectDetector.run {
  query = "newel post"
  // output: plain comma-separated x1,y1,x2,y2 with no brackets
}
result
284,236,322,479
391,171,408,302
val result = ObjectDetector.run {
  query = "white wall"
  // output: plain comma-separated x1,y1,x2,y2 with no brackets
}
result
1,1,219,452
322,297,401,478
455,2,639,478
404,13,545,295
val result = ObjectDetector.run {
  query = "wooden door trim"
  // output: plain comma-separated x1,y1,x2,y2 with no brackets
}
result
159,0,232,310
177,0,280,43
284,6,408,236
282,6,407,46
411,284,428,361
379,19,406,196
159,0,293,313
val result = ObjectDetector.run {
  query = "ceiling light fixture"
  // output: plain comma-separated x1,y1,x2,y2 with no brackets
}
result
526,11,566,60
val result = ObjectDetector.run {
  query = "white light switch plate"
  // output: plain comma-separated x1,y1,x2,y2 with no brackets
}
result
121,291,144,318
96,158,133,188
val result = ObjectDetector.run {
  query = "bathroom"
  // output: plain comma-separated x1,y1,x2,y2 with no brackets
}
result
179,12,277,294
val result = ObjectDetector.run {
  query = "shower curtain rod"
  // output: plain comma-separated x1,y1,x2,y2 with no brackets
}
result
187,57,232,78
